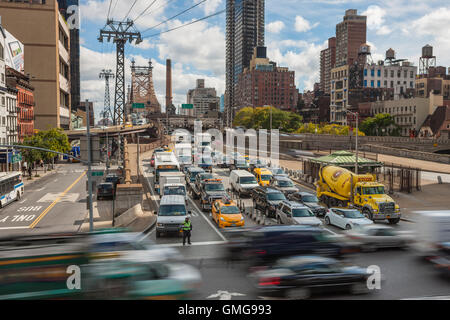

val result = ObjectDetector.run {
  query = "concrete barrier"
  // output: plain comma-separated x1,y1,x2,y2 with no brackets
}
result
115,203,147,228
114,184,143,216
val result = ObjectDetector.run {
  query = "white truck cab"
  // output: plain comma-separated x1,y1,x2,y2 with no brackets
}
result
163,183,187,202
156,195,191,238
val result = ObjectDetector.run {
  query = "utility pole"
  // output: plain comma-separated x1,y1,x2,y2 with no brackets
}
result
86,99,94,232
99,69,114,123
98,19,142,125
347,110,359,175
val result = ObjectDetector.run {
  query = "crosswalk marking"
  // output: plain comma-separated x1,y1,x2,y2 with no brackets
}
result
37,192,79,203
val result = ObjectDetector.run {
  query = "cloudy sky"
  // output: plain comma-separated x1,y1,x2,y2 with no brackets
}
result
78,0,450,120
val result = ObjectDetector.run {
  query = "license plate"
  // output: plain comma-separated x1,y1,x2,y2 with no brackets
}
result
231,224,236,227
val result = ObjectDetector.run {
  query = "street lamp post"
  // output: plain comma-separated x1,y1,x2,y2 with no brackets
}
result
347,110,359,175
86,99,94,232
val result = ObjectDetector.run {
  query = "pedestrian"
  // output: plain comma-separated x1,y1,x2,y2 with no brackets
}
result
182,216,192,246
28,166,32,178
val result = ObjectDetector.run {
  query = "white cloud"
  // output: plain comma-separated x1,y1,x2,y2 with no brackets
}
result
195,0,222,15
156,19,225,75
131,39,154,50
266,21,285,34
362,5,391,36
294,15,318,33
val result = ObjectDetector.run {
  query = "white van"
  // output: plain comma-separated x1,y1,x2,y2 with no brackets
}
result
230,170,259,197
156,195,191,238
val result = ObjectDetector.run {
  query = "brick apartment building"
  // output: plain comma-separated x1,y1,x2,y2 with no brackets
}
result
6,66,34,141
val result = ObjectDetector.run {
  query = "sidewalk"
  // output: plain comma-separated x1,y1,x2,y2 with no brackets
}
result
22,164,62,188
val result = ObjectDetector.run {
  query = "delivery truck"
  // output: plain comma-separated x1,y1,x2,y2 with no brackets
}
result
158,172,185,196
316,165,401,224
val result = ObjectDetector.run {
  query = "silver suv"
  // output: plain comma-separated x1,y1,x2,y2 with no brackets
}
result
275,201,323,227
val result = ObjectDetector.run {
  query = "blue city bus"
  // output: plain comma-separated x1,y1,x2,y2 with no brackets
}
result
0,172,24,208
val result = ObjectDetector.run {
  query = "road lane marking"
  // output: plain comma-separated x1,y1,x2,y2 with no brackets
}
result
158,240,227,247
188,197,227,242
29,171,87,229
0,226,29,230
37,193,79,203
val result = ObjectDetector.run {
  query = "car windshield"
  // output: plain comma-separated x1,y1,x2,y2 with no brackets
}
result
292,208,314,217
200,158,213,165
302,195,319,203
200,174,214,180
99,184,113,189
205,184,225,192
343,210,365,219
164,186,186,196
158,204,187,216
220,206,240,214
261,174,272,181
278,180,294,187
363,186,385,195
105,176,118,182
267,193,286,201
240,176,257,184
271,168,284,175
178,156,191,162
190,171,204,180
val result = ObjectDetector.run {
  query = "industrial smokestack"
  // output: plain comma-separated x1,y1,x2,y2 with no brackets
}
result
165,59,172,113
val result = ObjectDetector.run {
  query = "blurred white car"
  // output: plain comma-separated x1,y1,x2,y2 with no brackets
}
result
346,225,414,252
325,208,373,230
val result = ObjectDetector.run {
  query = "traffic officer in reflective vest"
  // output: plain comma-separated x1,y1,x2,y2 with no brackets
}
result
182,216,192,245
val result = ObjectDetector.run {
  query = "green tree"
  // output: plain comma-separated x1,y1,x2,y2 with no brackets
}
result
360,113,398,136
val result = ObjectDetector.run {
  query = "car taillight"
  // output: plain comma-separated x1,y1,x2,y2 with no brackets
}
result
348,235,360,240
259,277,280,286
255,250,266,255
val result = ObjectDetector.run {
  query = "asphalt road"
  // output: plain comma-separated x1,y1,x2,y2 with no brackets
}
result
0,163,88,237
140,159,450,300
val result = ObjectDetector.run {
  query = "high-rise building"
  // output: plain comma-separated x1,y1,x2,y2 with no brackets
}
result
185,79,220,118
320,37,336,94
0,0,71,130
235,47,298,112
335,9,366,67
225,0,265,127
57,0,80,115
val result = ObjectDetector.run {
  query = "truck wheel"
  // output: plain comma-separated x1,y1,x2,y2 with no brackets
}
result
388,218,400,224
345,224,352,230
363,208,373,220
325,216,331,225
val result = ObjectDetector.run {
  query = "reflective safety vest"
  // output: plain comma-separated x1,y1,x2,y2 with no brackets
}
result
182,221,192,231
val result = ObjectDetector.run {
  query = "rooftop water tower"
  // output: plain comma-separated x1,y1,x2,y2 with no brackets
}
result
419,44,436,75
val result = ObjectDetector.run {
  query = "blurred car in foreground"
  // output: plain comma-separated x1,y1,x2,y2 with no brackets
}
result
346,225,414,252
428,242,450,278
249,255,376,299
227,225,358,266
325,208,374,230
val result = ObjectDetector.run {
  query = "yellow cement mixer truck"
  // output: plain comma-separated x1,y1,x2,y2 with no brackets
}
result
316,165,401,224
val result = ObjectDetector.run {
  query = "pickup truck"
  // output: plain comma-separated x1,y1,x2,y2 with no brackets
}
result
189,172,214,200
198,178,228,211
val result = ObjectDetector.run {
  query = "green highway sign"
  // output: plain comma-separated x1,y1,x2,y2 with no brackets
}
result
12,154,22,163
91,171,104,177
133,103,145,109
182,104,193,109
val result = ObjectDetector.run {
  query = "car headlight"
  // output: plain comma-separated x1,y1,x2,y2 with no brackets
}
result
157,223,164,227
220,217,226,221
240,216,245,220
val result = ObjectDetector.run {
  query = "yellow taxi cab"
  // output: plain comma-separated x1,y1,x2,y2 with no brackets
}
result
254,168,273,187
211,197,245,228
